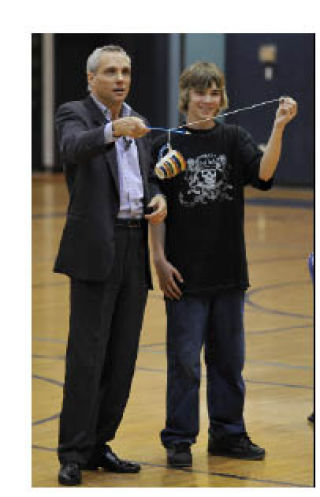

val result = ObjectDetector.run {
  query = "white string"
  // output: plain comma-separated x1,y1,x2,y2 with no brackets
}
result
176,97,281,130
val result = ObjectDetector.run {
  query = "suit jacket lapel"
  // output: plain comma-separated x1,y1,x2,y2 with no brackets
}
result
105,144,119,197
83,96,120,196
83,95,105,125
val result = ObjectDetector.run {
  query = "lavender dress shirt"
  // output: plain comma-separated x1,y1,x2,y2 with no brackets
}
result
90,94,144,219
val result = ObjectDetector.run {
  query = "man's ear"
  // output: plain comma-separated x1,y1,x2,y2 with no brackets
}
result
87,72,94,89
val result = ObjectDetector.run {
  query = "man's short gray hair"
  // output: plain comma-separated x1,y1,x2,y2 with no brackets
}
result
86,45,130,74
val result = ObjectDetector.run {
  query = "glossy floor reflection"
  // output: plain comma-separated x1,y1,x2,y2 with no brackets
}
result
32,174,314,487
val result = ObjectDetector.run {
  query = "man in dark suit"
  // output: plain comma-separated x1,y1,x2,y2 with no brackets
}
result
54,45,167,486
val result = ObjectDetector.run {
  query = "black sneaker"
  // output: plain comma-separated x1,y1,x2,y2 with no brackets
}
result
208,432,265,460
167,442,192,468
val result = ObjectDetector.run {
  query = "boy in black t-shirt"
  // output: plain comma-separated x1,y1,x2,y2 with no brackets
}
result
150,61,297,468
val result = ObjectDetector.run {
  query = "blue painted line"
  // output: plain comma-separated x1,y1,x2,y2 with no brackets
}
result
249,255,307,266
33,354,65,360
135,367,312,389
32,352,313,372
245,378,313,389
245,197,313,209
30,446,312,487
32,374,63,387
244,358,311,371
33,211,66,219
248,324,312,336
33,413,60,426
32,366,312,390
32,445,56,452
163,463,311,488
245,280,313,319
245,299,312,319
32,375,63,426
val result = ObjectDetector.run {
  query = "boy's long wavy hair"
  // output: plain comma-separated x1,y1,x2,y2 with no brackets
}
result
179,61,228,115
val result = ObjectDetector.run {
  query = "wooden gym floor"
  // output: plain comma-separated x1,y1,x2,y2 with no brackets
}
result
32,173,314,488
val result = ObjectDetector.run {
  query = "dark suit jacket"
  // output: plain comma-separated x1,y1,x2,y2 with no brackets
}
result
53,96,160,286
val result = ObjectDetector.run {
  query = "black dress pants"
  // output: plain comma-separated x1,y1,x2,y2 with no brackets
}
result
58,225,148,464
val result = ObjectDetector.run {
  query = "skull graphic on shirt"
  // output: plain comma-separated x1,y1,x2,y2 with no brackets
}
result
179,153,234,207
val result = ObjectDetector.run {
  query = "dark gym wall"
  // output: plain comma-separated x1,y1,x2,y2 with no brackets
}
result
53,34,169,172
34,33,314,186
32,34,42,170
225,33,314,187
55,33,169,127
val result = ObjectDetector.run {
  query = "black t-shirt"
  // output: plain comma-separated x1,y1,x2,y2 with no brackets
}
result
152,122,273,295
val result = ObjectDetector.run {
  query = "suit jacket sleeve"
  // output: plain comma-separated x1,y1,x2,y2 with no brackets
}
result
56,102,107,164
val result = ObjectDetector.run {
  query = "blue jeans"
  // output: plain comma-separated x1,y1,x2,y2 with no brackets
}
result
161,289,246,447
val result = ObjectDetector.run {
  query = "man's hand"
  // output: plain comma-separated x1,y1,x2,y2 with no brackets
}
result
154,258,184,300
145,194,167,225
274,96,298,130
112,117,150,138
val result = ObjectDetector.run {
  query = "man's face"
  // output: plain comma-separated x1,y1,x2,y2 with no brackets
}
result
187,81,222,125
88,51,131,108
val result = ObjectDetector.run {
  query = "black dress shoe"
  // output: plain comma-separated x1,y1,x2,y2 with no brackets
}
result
83,445,141,473
167,442,192,468
58,462,82,485
208,432,265,460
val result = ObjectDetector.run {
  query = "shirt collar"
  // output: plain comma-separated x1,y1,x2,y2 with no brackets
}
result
90,93,131,121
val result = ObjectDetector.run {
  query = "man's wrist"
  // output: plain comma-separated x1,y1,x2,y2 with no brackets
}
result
153,193,166,201
104,122,116,143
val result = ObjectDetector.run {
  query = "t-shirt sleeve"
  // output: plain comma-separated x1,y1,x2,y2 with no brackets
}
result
237,126,273,191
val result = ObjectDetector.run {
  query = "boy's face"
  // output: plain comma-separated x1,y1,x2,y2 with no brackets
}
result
186,81,222,127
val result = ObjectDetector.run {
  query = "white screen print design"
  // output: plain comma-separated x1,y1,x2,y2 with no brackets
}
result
179,153,234,207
